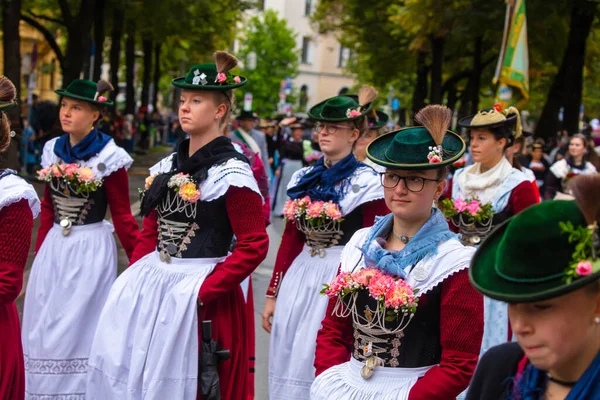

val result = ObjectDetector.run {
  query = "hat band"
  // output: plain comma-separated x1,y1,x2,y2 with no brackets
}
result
494,264,565,283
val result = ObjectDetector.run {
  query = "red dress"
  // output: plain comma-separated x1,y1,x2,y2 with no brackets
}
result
130,186,269,400
0,199,34,400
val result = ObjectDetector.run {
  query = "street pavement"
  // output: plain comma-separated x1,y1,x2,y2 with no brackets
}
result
15,147,282,399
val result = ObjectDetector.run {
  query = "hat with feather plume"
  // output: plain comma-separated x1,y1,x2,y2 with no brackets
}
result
55,79,115,107
172,51,247,91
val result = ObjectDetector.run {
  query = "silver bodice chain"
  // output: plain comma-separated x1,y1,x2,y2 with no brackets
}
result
156,190,199,263
50,179,93,236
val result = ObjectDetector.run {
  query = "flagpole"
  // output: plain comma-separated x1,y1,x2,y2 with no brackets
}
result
493,0,515,84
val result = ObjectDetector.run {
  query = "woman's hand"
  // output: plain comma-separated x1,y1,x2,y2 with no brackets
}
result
262,297,277,333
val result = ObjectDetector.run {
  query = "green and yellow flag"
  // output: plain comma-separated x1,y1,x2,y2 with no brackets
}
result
493,0,529,109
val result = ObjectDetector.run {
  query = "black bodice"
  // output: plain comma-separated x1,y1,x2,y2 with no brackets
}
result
49,178,108,226
155,189,233,260
352,284,443,368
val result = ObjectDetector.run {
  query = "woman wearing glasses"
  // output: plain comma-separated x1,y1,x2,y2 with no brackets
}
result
311,105,483,399
265,87,389,399
451,106,538,361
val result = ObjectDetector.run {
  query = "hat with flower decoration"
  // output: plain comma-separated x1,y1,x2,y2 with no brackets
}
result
366,105,466,170
458,104,522,139
367,109,390,130
172,51,247,91
55,79,115,107
308,86,377,122
471,175,600,303
0,76,17,112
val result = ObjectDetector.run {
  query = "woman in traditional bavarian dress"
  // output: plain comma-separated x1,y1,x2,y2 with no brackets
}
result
311,105,483,399
264,86,389,400
21,79,138,399
545,133,597,200
446,105,538,360
86,52,269,400
0,76,40,400
467,175,600,400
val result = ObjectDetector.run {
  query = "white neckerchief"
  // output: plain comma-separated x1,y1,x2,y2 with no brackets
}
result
457,157,514,204
237,127,261,155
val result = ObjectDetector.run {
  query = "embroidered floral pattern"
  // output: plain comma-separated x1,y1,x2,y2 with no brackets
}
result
24,356,88,375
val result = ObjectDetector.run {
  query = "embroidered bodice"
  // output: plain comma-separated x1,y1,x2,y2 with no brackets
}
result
41,137,133,234
148,154,261,262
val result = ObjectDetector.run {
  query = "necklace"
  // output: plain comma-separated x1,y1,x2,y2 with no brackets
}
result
546,373,577,387
392,228,411,244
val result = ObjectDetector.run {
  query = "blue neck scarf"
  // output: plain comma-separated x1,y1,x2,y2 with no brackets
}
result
512,351,600,400
359,208,458,278
54,128,111,163
286,153,360,204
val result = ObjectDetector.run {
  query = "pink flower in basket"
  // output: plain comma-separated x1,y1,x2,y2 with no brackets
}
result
368,273,394,300
385,280,415,309
453,198,467,213
51,164,63,178
575,261,593,277
353,268,380,287
325,272,353,297
465,200,481,216
37,167,50,179
78,167,95,182
298,196,311,207
283,200,297,220
307,201,324,218
324,201,342,220
64,163,79,178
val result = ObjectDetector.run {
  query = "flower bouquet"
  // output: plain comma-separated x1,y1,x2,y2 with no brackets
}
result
283,196,344,257
438,197,494,245
38,162,102,195
321,268,418,333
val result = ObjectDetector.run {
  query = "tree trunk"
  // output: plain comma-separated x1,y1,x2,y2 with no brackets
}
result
152,43,161,109
92,0,106,81
141,38,153,108
535,0,597,138
62,1,96,84
2,0,22,97
447,84,458,112
469,36,483,114
110,6,124,96
125,21,136,115
429,36,444,104
412,51,428,118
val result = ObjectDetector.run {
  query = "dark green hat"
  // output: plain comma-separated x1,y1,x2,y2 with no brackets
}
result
366,105,465,170
172,51,246,91
368,110,390,130
308,85,377,122
55,79,114,107
0,101,16,113
470,200,600,303
0,76,17,112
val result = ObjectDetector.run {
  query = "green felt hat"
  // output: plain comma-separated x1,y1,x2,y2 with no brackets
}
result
470,200,600,303
368,110,390,130
172,52,247,91
0,101,16,113
55,79,114,107
308,86,378,123
366,126,466,170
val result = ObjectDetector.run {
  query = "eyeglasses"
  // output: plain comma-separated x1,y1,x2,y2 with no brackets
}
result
379,172,440,192
313,122,353,135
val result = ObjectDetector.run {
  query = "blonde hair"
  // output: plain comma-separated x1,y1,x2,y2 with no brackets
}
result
211,90,235,127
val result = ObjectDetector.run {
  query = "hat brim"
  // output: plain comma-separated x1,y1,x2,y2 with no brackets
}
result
369,111,390,130
458,112,517,130
365,127,466,170
172,76,247,91
55,90,114,107
308,98,373,122
470,218,600,303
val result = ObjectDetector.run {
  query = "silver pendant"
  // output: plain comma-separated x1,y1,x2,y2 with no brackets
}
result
400,235,410,244
352,184,360,193
411,264,429,282
166,243,178,254
97,162,106,172
469,236,481,245
60,219,72,236
159,250,171,263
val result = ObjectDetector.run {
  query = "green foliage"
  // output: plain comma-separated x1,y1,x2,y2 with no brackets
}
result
236,9,299,117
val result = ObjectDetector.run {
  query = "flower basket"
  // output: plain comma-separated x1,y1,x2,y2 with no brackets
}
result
439,197,494,245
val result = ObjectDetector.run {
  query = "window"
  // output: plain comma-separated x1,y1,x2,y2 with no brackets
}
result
338,46,351,68
305,0,312,16
301,37,312,64
257,0,265,10
299,85,309,110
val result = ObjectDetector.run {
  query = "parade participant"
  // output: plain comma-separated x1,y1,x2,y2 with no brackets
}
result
447,105,537,358
467,175,600,400
21,78,138,399
528,143,550,199
232,110,270,178
86,51,269,400
264,86,389,399
311,105,483,399
0,76,40,400
545,133,597,200
354,109,390,172
271,121,306,217
505,135,540,202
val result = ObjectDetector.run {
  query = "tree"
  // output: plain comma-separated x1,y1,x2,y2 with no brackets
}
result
2,0,22,97
236,9,299,116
